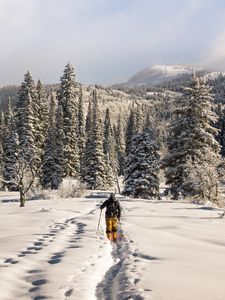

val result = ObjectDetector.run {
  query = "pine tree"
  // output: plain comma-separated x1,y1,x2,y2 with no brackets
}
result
41,96,64,189
81,90,110,189
41,95,56,188
85,100,92,135
58,63,79,177
77,86,85,159
103,108,114,160
80,99,91,176
36,80,49,154
216,104,225,157
135,104,144,134
0,110,5,186
114,114,125,176
123,125,160,199
16,71,37,163
103,108,115,186
54,105,65,186
0,110,5,142
164,75,221,202
104,156,115,189
0,143,4,189
2,98,19,190
125,109,135,155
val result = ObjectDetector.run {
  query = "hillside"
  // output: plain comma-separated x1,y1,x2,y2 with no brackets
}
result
0,83,154,126
112,64,197,88
111,64,225,91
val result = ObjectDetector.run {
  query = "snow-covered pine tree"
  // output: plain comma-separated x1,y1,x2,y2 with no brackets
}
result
36,80,49,156
103,108,110,154
216,103,225,157
15,71,37,163
41,95,57,188
0,109,5,143
0,110,5,184
123,121,160,199
114,114,125,176
57,63,79,177
77,86,85,159
182,76,221,202
103,108,116,186
103,108,115,160
164,75,221,203
125,108,135,155
135,104,144,134
163,114,186,199
0,143,3,189
85,99,92,136
2,98,18,190
81,99,91,178
54,105,65,187
41,95,64,189
81,90,111,189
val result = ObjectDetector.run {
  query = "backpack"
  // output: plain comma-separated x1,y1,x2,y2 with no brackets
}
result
106,201,118,218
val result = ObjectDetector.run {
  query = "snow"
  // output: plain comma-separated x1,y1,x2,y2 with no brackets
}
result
150,64,196,76
204,71,225,80
125,64,198,87
0,189,225,299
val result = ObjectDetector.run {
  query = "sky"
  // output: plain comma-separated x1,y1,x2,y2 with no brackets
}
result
1,0,225,86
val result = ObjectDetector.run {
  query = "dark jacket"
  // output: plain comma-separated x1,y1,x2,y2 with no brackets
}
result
100,194,121,219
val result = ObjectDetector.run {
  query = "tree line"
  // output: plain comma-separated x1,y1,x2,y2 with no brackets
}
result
0,64,223,206
0,64,158,206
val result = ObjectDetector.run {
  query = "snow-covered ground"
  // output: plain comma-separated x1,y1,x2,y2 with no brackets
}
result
0,190,225,300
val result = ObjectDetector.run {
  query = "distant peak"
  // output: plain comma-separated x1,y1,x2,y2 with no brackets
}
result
148,64,197,74
125,64,199,87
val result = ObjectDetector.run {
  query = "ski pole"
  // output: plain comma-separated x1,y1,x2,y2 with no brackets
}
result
97,209,102,235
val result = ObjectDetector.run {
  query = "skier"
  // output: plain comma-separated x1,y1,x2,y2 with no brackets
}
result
100,193,121,241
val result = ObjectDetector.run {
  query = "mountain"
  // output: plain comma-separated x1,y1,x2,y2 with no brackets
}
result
114,65,198,88
0,83,151,125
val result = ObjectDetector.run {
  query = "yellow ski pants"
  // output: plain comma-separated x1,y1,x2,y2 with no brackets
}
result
106,217,118,241
106,217,118,233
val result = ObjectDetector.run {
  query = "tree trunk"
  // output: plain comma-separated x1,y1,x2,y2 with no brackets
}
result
215,182,218,200
19,187,25,207
156,186,161,200
115,175,121,194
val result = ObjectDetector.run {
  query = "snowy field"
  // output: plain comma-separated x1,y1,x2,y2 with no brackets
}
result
0,190,225,300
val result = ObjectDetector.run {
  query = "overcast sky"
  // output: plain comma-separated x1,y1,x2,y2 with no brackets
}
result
1,0,225,86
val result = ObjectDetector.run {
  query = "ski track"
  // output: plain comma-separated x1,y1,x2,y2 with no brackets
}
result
0,216,81,299
0,198,151,300
95,229,152,300
0,203,101,300
1,194,225,299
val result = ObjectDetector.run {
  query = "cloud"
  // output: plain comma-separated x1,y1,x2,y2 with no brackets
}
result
0,0,225,86
200,30,225,70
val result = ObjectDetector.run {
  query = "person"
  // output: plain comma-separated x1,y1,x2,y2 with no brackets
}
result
100,193,121,241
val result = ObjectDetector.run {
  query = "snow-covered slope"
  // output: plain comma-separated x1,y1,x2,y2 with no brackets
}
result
81,85,152,125
124,64,197,87
0,84,149,125
0,189,225,299
112,64,225,89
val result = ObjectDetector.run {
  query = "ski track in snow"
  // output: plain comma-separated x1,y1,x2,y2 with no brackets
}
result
0,196,149,300
95,231,149,300
2,192,224,299
1,216,86,299
0,201,97,299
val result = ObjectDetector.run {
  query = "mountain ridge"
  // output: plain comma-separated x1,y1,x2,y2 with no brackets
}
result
111,64,225,88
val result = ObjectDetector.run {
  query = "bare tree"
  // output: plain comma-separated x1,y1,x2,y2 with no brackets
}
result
0,152,48,207
184,159,220,204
